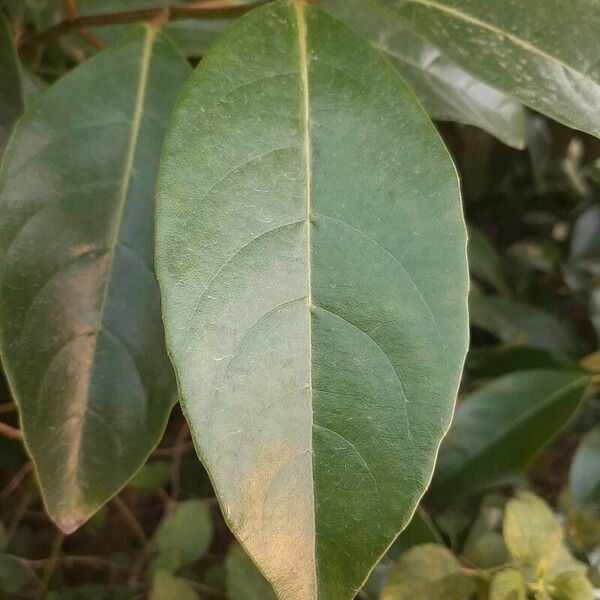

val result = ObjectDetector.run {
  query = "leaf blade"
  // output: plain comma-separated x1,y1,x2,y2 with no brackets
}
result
0,26,190,532
156,2,468,598
324,0,526,148
383,0,600,139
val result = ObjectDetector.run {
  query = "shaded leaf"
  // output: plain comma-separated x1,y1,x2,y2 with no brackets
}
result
380,544,475,600
129,460,172,494
150,571,200,600
0,26,190,532
156,500,213,568
569,426,600,506
156,1,468,598
225,542,277,600
467,226,510,295
469,291,581,357
431,370,591,500
384,0,600,139
0,12,23,148
324,0,526,148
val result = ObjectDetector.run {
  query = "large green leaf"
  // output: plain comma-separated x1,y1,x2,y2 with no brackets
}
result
0,12,23,149
382,0,600,139
0,26,190,532
324,0,526,149
431,370,591,500
156,1,468,598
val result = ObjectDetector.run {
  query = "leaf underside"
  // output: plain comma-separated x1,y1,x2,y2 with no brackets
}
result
157,1,468,599
0,26,190,532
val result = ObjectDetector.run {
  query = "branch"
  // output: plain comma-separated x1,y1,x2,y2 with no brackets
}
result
19,0,270,49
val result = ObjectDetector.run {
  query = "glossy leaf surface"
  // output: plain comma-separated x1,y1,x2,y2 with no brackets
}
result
0,26,190,532
384,0,600,138
156,1,468,598
0,12,22,149
324,0,526,148
431,370,591,500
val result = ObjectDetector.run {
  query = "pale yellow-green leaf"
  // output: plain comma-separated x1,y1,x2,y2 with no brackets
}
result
380,544,475,600
490,569,527,600
550,570,594,600
503,492,562,574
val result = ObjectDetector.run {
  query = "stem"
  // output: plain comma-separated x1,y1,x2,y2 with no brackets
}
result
0,421,22,440
19,0,271,49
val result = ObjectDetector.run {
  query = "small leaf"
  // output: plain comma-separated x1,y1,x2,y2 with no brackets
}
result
464,532,508,570
0,25,190,532
569,426,600,506
432,370,590,499
489,569,527,600
324,0,526,149
467,226,510,295
150,572,200,600
129,461,172,494
156,500,213,568
503,491,562,573
0,12,23,148
225,542,277,600
380,544,475,600
469,291,581,358
384,0,600,139
156,1,468,598
550,570,594,600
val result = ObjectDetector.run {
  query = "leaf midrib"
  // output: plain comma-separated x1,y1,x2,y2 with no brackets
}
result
65,25,158,515
293,0,318,596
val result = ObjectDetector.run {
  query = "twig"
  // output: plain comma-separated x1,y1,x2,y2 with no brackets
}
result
112,496,148,547
0,402,16,414
0,421,22,440
19,0,270,48
152,440,194,457
42,533,65,587
0,462,32,499
170,424,190,502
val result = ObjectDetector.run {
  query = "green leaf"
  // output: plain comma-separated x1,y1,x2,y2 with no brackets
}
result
382,0,600,139
380,544,475,600
156,1,468,597
489,569,527,600
393,508,443,554
128,460,172,493
0,26,190,533
431,370,591,499
469,291,581,357
550,570,594,600
503,491,562,572
569,426,600,506
150,571,200,600
155,500,213,568
324,0,526,148
0,12,23,148
467,226,510,296
225,542,277,600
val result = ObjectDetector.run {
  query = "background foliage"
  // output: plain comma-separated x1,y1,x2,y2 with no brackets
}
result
0,1,598,599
